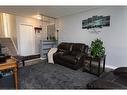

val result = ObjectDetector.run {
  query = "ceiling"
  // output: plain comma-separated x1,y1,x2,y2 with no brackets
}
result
0,6,100,19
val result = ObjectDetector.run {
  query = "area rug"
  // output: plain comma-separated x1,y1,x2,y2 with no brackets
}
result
19,61,98,89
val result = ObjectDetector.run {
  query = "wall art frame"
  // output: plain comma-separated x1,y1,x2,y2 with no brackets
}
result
82,15,110,29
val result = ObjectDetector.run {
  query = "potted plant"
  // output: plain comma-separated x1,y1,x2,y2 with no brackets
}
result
90,39,105,58
52,36,56,41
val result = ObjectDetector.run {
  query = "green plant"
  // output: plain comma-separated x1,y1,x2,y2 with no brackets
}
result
52,36,56,41
90,39,105,58
49,36,56,41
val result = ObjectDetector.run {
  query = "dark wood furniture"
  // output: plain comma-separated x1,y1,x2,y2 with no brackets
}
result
83,55,106,76
21,54,40,66
14,54,40,66
0,58,19,89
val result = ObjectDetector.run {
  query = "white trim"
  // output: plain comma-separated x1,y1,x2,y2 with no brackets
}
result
40,57,46,60
105,65,117,69
24,58,41,62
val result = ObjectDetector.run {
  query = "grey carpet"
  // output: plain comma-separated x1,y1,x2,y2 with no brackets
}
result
19,61,98,89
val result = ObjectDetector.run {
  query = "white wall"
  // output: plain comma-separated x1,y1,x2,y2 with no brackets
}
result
0,13,17,50
57,6,127,68
0,13,5,37
7,14,17,49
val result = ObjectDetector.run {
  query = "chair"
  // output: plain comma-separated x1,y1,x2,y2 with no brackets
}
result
0,38,40,67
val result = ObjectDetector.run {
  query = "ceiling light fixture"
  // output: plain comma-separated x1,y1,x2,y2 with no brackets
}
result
36,14,42,20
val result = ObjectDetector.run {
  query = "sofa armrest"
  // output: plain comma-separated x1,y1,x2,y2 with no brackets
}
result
113,67,127,77
87,79,127,89
53,51,64,56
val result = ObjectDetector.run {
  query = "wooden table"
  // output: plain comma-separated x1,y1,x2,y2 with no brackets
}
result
0,58,19,89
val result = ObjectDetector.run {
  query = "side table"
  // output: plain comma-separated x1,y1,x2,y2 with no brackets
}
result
0,58,19,89
83,55,106,76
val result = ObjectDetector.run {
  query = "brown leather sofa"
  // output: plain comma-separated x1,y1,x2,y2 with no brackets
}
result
53,42,88,70
87,67,127,89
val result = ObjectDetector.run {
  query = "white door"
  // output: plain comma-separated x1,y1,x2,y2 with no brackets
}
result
19,24,35,56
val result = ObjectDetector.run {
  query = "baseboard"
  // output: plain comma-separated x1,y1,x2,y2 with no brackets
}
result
105,65,117,69
40,57,47,60
25,58,41,62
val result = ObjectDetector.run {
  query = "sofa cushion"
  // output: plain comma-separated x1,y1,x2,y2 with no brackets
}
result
57,42,72,52
113,67,127,77
60,55,77,65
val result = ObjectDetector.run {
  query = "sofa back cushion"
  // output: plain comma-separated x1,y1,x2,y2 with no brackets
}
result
70,43,85,56
57,42,72,52
57,42,88,56
72,43,87,52
84,45,89,54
